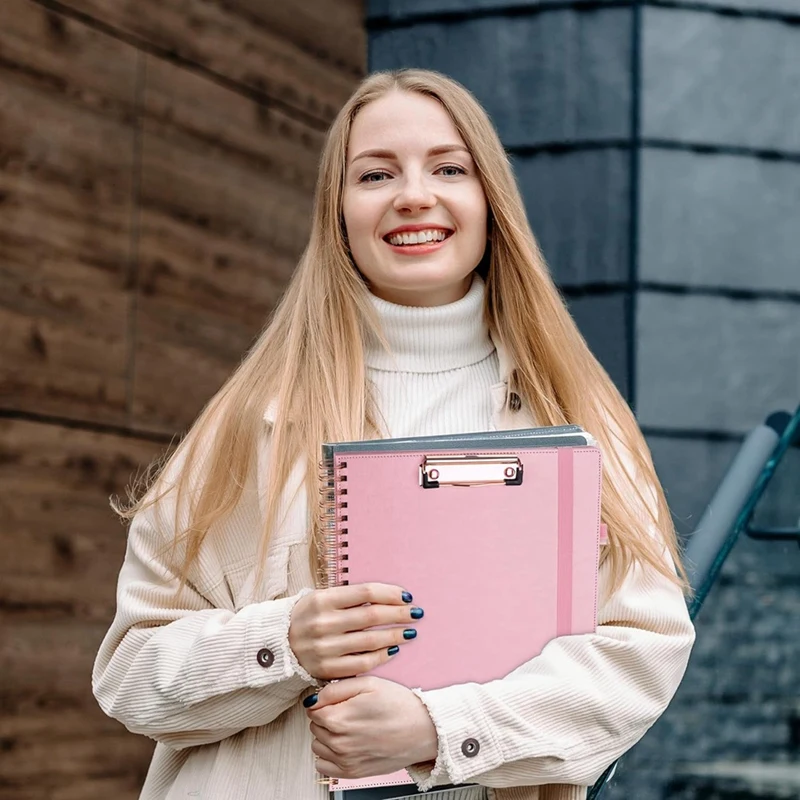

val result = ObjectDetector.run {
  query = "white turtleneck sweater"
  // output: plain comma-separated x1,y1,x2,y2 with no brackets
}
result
363,274,495,800
365,274,500,440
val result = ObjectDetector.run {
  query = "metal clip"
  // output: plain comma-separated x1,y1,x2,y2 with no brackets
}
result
420,454,523,488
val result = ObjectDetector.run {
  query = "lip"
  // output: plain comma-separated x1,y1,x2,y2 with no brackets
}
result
382,224,455,256
382,223,454,239
383,232,453,257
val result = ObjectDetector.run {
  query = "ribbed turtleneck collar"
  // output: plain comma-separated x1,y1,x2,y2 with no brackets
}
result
365,274,495,374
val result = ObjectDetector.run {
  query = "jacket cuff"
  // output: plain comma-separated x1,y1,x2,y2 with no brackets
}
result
405,755,450,792
407,686,504,789
243,588,317,688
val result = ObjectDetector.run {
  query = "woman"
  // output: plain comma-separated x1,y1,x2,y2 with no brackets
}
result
93,69,695,800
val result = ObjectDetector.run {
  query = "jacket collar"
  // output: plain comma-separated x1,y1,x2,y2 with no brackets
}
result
262,335,515,427
494,336,514,386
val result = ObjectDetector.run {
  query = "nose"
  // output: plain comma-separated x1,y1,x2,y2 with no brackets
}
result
393,171,436,214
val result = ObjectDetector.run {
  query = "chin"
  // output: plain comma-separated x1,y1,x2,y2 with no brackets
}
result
392,265,472,286
373,275,472,306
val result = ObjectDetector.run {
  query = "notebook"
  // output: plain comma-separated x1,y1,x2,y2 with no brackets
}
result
317,425,605,797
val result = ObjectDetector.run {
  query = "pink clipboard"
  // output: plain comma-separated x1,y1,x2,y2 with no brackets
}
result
321,436,603,794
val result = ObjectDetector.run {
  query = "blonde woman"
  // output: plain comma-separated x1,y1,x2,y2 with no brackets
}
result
93,69,695,800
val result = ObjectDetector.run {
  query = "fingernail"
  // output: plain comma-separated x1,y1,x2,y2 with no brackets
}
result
401,590,413,603
388,645,400,656
303,694,318,708
410,607,424,620
403,629,417,640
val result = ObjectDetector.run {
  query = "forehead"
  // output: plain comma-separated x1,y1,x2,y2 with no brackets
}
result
347,91,466,157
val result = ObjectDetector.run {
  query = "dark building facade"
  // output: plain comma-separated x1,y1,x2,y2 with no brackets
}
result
367,1,800,797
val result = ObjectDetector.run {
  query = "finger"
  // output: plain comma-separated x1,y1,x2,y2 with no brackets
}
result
323,583,414,610
324,626,417,659
314,757,345,779
312,737,342,761
337,601,423,633
310,722,344,752
312,676,374,709
308,706,346,735
313,647,402,681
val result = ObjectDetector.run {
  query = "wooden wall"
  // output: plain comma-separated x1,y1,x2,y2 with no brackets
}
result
0,1,365,796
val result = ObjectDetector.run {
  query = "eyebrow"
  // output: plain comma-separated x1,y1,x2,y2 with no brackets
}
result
350,144,471,164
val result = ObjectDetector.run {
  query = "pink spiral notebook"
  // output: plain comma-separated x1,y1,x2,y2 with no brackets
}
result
318,426,605,797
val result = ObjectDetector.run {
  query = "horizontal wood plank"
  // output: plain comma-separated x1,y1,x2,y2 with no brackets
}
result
0,620,152,799
0,418,165,623
131,56,326,431
1,621,115,715
61,0,366,125
0,706,154,799
0,0,138,424
0,416,163,798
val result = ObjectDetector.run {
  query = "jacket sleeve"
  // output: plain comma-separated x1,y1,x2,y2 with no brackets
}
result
92,509,316,750
406,442,695,790
407,549,694,790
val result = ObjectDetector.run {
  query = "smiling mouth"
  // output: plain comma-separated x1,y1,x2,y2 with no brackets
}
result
383,229,454,247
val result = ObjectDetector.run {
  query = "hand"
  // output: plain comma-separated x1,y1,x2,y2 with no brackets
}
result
306,676,439,779
288,583,423,681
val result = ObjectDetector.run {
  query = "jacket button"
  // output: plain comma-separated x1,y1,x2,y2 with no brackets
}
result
256,648,275,668
508,392,522,412
461,738,480,758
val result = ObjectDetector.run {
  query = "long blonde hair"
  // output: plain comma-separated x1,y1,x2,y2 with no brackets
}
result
117,69,688,596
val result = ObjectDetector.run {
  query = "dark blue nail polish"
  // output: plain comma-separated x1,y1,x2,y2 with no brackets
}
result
403,629,417,640
303,693,318,708
401,591,413,603
388,645,400,656
410,607,424,620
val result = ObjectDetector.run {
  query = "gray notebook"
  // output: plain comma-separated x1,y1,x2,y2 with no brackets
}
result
322,423,595,462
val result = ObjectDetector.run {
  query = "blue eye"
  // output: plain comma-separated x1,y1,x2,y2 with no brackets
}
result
360,171,390,183
437,165,466,177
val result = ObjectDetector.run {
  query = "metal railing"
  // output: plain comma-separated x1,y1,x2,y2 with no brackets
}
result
588,405,800,800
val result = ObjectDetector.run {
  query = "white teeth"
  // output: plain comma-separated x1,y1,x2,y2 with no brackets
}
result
388,229,449,246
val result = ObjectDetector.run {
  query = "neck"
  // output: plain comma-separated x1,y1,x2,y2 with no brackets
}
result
367,273,474,307
365,273,495,374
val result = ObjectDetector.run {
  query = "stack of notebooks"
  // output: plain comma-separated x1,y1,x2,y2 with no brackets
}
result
318,425,606,798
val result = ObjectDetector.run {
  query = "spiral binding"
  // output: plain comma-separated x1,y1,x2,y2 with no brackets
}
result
315,456,351,790
317,457,349,589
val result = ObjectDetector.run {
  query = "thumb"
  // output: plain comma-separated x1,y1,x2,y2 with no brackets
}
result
307,676,374,710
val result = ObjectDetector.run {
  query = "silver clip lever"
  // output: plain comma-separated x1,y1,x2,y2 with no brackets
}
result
420,454,523,488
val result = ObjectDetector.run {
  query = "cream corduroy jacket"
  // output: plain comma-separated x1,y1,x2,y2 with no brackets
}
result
92,345,695,800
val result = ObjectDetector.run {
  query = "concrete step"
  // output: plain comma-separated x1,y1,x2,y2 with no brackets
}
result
666,761,800,800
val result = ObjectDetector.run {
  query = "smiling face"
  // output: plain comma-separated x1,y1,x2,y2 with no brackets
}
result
342,91,489,307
